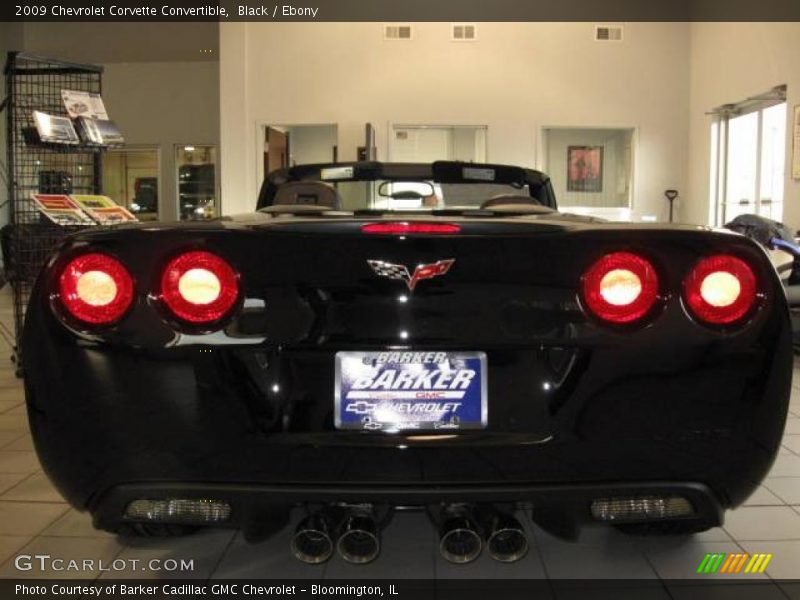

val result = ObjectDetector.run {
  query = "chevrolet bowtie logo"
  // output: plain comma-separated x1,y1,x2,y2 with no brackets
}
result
346,401,376,415
367,259,455,291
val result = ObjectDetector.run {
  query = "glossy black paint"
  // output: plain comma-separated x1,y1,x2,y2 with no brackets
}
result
22,197,793,538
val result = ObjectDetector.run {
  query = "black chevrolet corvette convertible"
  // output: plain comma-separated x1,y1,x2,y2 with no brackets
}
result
23,161,792,564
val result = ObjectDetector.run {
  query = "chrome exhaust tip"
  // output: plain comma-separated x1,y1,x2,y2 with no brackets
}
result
290,512,336,564
438,506,482,564
486,515,528,563
336,511,380,564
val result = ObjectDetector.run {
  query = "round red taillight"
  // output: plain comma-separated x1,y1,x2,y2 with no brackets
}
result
684,254,758,325
581,252,659,324
57,253,134,325
160,251,240,324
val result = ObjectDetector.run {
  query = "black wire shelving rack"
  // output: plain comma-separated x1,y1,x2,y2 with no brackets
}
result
2,52,104,375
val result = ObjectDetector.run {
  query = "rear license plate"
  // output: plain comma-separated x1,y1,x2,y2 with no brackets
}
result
335,351,487,431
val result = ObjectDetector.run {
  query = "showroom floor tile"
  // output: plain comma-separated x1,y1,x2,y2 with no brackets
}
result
0,287,797,593
212,525,326,580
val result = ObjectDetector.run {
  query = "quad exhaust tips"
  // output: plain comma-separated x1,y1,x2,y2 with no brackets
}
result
438,505,483,564
292,504,527,565
290,510,337,564
291,506,381,565
337,510,380,564
482,509,528,563
436,504,528,564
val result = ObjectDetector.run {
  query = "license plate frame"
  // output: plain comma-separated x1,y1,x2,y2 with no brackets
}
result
334,351,487,432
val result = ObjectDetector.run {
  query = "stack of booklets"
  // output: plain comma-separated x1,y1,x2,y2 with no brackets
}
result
31,112,80,146
30,195,95,226
30,90,124,148
71,195,137,224
61,90,125,147
31,194,137,226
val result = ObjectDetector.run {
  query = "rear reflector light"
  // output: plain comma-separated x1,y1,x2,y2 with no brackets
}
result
361,222,461,234
160,251,239,324
684,254,758,325
124,499,231,524
591,496,694,522
581,252,659,324
57,253,134,325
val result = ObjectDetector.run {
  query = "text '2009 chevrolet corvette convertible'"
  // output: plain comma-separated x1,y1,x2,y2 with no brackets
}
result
22,161,792,564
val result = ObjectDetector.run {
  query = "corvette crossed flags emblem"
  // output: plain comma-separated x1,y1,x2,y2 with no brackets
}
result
367,259,455,291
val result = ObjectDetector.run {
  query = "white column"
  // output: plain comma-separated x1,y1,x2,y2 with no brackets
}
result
219,22,256,215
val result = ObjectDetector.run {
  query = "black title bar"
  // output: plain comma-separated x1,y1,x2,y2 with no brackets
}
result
3,0,800,22
4,579,800,600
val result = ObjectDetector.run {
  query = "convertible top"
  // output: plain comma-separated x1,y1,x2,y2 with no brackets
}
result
257,161,556,210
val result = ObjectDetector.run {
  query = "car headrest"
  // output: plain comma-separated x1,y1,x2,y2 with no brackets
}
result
480,195,544,209
273,181,341,209
482,203,555,215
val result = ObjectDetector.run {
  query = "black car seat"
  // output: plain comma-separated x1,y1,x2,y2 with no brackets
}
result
272,181,342,210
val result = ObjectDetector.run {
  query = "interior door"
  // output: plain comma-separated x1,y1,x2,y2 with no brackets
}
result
265,127,289,175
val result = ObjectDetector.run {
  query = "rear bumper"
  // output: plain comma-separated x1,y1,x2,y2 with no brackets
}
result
21,248,794,524
23,338,791,514
91,480,725,537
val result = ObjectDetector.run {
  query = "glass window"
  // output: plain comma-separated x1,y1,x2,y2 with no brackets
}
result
335,180,533,211
102,148,159,221
176,145,218,220
543,127,634,211
724,111,759,222
389,125,487,162
759,103,787,221
708,91,787,226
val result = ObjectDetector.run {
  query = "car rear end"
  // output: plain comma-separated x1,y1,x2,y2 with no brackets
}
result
21,216,792,558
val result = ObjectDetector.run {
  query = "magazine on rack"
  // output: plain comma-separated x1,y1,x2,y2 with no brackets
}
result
61,89,109,120
74,116,125,147
31,111,80,145
62,89,125,147
31,194,96,226
71,195,138,224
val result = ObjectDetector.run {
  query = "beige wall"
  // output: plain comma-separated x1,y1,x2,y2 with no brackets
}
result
220,22,691,218
102,62,220,219
687,23,800,228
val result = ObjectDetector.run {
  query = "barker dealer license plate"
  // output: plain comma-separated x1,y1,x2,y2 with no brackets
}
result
335,351,487,431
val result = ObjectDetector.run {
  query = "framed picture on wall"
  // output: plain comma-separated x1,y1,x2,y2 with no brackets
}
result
567,145,604,192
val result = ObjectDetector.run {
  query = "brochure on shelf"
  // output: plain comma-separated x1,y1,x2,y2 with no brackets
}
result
74,116,103,145
61,89,109,120
75,116,126,147
92,118,125,146
32,111,80,145
70,195,138,224
31,194,96,226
